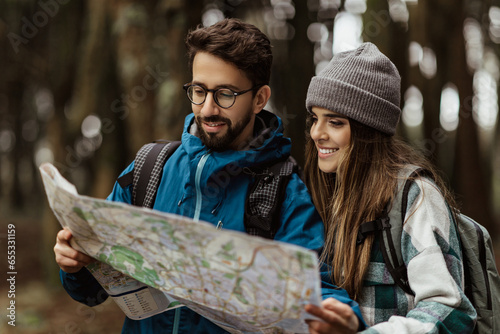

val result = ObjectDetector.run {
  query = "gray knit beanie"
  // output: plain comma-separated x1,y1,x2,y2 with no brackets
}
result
306,42,401,135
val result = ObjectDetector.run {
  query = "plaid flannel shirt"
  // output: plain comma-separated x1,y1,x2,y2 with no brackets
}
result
358,177,477,333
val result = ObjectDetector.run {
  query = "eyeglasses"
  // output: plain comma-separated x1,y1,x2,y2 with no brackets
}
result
183,84,258,109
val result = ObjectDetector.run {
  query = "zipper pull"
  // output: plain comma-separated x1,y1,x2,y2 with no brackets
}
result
216,221,223,230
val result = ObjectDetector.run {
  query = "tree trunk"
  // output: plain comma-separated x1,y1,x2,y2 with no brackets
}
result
283,0,315,166
108,1,157,155
447,0,495,234
152,0,203,142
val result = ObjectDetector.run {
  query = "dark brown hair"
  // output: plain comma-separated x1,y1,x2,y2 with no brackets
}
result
304,117,458,300
185,18,272,87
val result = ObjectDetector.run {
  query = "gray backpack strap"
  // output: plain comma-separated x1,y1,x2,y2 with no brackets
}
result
243,157,298,239
117,140,181,208
357,165,424,295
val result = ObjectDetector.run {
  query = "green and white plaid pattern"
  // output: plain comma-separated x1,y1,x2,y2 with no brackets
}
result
358,178,477,333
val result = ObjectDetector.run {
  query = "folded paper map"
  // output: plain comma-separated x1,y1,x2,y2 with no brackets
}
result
40,163,322,333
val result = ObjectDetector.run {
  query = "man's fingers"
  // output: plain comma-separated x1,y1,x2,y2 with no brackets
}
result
54,228,95,273
56,254,87,269
55,242,94,262
54,246,95,273
55,229,93,261
56,228,72,243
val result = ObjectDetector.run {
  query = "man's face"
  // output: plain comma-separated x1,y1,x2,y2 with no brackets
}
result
191,52,258,151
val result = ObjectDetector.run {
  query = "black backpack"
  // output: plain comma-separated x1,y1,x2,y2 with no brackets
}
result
117,140,300,240
357,166,500,333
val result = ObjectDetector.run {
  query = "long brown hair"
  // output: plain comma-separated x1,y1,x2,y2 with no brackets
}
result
304,118,457,300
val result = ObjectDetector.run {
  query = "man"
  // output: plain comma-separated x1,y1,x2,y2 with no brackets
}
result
53,18,364,333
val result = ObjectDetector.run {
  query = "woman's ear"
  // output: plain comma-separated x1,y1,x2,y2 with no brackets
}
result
252,85,271,114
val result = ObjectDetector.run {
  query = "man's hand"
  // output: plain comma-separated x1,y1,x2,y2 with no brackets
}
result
305,298,359,334
54,228,95,273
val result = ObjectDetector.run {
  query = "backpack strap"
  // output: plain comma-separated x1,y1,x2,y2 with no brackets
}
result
383,167,500,332
358,209,413,295
387,167,435,295
358,165,430,295
118,145,298,240
243,157,299,239
356,216,391,245
117,140,181,208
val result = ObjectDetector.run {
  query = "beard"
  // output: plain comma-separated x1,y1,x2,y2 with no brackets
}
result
195,111,253,151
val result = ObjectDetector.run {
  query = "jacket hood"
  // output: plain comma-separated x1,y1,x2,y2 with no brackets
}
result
181,110,291,168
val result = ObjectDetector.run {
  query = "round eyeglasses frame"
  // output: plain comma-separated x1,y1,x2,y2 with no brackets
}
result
183,84,259,109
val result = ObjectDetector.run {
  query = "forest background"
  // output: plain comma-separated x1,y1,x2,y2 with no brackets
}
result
1,0,500,333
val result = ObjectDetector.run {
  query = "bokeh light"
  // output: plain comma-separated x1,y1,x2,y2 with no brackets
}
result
307,22,329,43
344,0,366,14
419,47,437,79
0,129,16,153
332,12,362,55
388,0,409,23
464,18,483,71
35,141,54,166
402,85,424,127
473,69,498,130
408,41,423,67
202,8,224,27
35,88,54,121
81,115,102,139
439,83,460,132
489,6,500,44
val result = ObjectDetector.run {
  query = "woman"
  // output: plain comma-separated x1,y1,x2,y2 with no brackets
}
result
303,42,476,333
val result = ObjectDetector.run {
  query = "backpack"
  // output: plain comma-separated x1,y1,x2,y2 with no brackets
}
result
357,166,500,333
117,140,300,240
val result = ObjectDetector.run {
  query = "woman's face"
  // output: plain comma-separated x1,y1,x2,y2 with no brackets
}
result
309,106,351,173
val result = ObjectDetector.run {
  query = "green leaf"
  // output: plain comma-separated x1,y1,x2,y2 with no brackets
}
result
201,260,210,268
167,301,181,308
222,241,234,251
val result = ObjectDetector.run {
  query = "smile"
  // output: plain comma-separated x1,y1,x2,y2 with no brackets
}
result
318,148,338,154
202,121,226,133
205,122,225,127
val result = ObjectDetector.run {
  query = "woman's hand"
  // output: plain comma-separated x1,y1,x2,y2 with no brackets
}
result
305,298,359,334
54,228,95,273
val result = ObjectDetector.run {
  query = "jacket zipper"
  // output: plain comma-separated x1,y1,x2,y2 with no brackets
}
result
172,307,180,334
193,153,210,222
172,153,209,332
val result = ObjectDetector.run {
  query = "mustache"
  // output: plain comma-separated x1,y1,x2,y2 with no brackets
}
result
197,115,232,125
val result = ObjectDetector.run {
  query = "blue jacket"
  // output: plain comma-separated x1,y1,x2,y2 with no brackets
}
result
60,110,365,333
